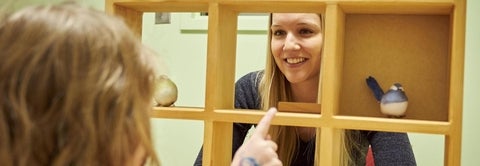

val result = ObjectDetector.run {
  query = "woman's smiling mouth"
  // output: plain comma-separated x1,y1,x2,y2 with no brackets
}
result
285,57,307,64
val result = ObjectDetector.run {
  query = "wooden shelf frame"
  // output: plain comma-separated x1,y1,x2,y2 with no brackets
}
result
105,0,465,165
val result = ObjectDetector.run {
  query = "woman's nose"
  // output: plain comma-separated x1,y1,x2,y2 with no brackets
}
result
283,34,301,51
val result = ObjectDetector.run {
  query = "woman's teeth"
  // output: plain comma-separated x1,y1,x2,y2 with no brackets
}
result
286,57,306,64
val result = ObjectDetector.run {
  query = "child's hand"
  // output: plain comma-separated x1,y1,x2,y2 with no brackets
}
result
231,107,282,166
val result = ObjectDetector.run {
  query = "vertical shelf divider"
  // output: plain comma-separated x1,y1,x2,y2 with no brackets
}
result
317,3,345,165
203,2,238,165
445,0,466,165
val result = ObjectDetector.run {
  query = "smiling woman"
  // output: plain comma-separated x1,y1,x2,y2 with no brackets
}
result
193,13,417,166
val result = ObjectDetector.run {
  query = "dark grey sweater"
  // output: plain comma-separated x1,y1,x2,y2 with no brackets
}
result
194,71,416,166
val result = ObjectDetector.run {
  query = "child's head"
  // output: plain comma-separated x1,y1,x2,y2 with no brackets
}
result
0,2,159,165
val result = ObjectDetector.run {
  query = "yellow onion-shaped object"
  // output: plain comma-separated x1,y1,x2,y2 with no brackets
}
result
154,75,178,106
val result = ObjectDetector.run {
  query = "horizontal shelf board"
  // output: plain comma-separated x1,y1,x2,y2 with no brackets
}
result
339,2,453,14
112,1,209,12
221,2,326,13
333,115,451,134
213,111,451,134
111,0,453,13
150,107,451,134
214,109,323,127
340,14,451,121
278,102,321,114
151,106,205,120
219,0,453,2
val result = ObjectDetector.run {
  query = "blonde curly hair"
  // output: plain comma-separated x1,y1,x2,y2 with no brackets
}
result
0,2,160,166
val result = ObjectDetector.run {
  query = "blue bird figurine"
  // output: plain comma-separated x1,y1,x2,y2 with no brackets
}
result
366,76,408,118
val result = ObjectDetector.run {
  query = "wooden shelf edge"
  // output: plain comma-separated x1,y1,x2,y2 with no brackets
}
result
278,102,321,114
214,109,323,127
110,0,210,12
151,107,451,134
150,106,205,120
333,115,451,134
108,0,453,14
339,1,453,14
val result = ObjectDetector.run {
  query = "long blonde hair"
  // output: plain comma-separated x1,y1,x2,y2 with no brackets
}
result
259,13,361,165
0,2,159,166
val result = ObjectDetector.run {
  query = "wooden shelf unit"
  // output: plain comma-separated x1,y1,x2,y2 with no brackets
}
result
105,0,466,165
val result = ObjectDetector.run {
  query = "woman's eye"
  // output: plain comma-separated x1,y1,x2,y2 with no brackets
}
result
273,30,286,36
299,29,314,35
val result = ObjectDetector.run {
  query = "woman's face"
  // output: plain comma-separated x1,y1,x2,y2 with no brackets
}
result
270,13,323,84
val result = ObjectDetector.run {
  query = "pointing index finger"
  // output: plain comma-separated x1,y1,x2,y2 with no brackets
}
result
253,107,277,138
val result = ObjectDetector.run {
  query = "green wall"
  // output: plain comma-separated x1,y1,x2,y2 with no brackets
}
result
461,1,480,165
4,0,479,165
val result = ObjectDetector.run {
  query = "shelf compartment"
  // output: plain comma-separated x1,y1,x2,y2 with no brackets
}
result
339,13,451,121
